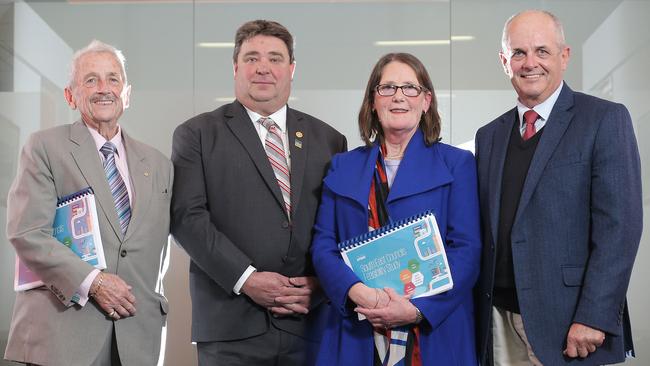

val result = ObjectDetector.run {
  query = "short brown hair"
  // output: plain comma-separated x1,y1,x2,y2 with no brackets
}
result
233,20,295,63
358,53,441,146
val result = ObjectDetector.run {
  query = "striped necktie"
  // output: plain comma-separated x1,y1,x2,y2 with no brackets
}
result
100,142,131,235
258,117,291,217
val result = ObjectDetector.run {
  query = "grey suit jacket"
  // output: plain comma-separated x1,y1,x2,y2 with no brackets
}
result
475,84,642,365
5,120,173,366
171,100,346,342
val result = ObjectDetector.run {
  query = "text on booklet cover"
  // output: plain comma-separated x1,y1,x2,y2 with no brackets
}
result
338,211,453,298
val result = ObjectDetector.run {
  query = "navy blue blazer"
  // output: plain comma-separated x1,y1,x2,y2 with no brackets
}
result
475,83,642,365
311,129,481,365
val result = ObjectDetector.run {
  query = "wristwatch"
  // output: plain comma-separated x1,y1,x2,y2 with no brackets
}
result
414,307,423,324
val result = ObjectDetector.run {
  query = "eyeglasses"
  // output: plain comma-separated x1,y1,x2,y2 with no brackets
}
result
375,84,426,97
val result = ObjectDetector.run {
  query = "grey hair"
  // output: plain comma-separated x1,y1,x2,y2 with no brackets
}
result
68,40,127,87
501,10,566,53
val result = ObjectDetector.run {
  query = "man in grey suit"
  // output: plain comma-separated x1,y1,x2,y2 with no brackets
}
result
171,20,346,365
4,40,173,365
475,10,642,366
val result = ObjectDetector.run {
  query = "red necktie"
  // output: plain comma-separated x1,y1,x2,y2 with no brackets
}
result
523,110,539,140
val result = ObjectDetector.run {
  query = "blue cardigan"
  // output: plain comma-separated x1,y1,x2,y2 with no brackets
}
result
311,129,481,365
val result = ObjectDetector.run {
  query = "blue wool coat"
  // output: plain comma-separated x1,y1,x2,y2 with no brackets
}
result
311,129,481,365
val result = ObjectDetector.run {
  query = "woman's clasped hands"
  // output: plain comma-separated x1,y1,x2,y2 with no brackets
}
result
348,283,419,330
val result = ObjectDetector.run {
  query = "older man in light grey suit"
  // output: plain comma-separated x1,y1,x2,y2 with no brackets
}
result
4,40,173,365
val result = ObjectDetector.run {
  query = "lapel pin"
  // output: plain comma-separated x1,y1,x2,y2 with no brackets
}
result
295,131,303,148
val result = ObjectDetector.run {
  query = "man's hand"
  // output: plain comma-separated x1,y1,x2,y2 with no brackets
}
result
270,276,319,316
91,273,137,320
241,272,310,316
563,323,605,358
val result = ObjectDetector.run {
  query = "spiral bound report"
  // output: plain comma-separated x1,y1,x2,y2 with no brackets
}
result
15,187,106,292
338,210,453,299
56,186,94,206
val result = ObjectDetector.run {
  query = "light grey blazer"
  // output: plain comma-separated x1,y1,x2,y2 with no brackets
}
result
4,120,173,366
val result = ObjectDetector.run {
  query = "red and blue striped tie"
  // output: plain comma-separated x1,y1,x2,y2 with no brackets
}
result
100,142,131,235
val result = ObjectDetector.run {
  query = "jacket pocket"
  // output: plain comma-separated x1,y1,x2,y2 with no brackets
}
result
561,265,585,287
546,153,584,170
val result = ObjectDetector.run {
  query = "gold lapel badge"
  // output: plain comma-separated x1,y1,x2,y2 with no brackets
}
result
295,131,303,148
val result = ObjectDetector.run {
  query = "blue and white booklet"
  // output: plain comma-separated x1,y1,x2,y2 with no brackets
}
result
338,211,453,299
14,187,106,291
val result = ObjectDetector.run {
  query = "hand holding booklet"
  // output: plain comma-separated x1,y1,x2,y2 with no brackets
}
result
14,187,106,292
338,211,452,299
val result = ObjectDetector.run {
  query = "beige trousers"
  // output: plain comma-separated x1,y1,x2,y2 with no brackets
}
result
492,306,544,366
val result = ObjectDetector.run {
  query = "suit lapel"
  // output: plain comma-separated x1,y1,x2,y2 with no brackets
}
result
287,108,306,217
122,132,152,243
225,101,287,216
387,130,452,205
323,145,378,210
515,84,575,224
488,109,517,245
69,120,124,241
325,130,454,215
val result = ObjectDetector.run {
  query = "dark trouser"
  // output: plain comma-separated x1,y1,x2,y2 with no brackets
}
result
197,323,315,366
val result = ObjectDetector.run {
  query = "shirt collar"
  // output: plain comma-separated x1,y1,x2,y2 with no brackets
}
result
84,122,126,157
516,80,564,125
244,105,288,133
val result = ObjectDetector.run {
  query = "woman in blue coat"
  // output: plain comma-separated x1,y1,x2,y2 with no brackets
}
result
311,53,481,366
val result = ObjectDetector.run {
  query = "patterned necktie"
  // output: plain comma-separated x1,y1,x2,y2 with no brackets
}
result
258,117,291,216
523,109,540,140
100,142,131,235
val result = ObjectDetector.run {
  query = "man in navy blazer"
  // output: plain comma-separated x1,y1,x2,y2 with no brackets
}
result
475,10,642,366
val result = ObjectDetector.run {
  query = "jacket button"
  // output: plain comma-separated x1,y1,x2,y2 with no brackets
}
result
120,249,127,257
282,221,289,229
486,292,491,299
